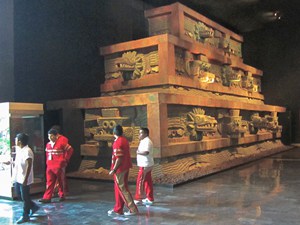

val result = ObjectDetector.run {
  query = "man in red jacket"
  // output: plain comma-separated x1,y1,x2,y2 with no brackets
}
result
39,128,73,203
107,125,138,216
51,125,71,196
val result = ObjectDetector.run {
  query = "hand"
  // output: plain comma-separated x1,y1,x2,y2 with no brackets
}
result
61,160,67,168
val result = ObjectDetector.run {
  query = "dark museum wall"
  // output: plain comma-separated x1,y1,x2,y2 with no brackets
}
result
13,0,147,103
11,0,150,172
0,0,14,102
243,17,300,143
1,1,300,147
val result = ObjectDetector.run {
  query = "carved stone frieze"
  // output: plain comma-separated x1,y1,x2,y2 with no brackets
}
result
241,71,255,92
168,117,187,138
84,107,144,145
186,108,218,141
249,113,282,134
221,66,242,87
253,76,262,92
218,115,248,139
193,22,214,42
104,50,159,81
176,49,216,83
185,17,221,49
168,107,217,141
217,109,247,138
220,35,242,57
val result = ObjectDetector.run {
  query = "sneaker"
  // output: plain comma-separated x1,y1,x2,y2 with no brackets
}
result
124,211,138,216
107,209,123,216
134,200,142,205
142,198,153,205
16,216,30,224
38,198,51,203
29,204,40,216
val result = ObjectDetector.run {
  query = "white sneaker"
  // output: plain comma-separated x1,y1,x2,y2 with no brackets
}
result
107,209,123,216
124,211,138,216
134,200,141,205
142,198,153,205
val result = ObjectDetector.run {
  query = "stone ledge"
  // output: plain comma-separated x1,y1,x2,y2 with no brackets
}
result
67,140,293,186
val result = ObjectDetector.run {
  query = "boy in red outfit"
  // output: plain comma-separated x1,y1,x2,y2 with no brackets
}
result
108,125,138,216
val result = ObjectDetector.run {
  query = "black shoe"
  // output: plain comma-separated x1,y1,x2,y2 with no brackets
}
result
59,197,65,202
30,204,40,216
38,198,51,203
16,216,30,224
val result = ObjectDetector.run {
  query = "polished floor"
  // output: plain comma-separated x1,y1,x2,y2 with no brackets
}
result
1,147,300,225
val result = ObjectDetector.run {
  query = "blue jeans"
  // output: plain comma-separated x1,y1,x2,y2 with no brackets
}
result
15,182,37,218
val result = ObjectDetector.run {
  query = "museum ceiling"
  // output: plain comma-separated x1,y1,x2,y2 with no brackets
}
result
142,0,300,33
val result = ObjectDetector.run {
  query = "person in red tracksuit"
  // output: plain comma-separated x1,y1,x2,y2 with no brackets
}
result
39,128,73,203
107,125,138,216
51,125,72,196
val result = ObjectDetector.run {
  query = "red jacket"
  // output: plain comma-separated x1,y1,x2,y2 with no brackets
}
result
45,135,73,168
111,136,132,173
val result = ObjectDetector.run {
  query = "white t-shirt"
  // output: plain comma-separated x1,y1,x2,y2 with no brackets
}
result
12,145,34,185
136,136,154,167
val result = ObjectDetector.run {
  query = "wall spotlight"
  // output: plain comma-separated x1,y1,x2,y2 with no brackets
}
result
262,10,283,22
273,11,282,20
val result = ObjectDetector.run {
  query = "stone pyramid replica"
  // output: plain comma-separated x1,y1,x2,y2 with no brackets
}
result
48,3,290,185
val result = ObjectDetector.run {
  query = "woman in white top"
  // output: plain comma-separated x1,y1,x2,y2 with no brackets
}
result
134,128,154,205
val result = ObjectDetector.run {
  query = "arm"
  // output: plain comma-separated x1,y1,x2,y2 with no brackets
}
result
23,158,32,186
137,151,149,155
109,155,123,175
64,144,74,163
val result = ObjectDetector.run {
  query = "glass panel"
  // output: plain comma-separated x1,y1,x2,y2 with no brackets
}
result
0,114,12,197
10,115,45,183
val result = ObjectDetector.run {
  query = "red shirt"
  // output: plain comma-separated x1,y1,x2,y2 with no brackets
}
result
46,135,73,168
111,136,132,173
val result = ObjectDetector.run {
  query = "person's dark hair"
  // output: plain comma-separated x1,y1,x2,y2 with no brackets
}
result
16,133,29,146
113,125,123,136
141,127,149,136
51,125,62,134
48,128,58,135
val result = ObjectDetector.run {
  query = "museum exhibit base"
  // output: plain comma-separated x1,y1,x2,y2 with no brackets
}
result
47,89,289,186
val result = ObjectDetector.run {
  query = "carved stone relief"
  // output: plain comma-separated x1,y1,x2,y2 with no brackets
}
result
253,76,262,92
174,48,262,93
217,110,248,138
175,48,216,83
184,16,242,57
168,106,217,141
186,108,218,141
104,49,159,81
249,113,282,134
168,107,282,142
84,107,147,147
193,21,214,42
241,72,254,92
221,66,242,87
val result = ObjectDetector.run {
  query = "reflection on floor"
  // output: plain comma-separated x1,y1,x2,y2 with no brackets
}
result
1,147,300,225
